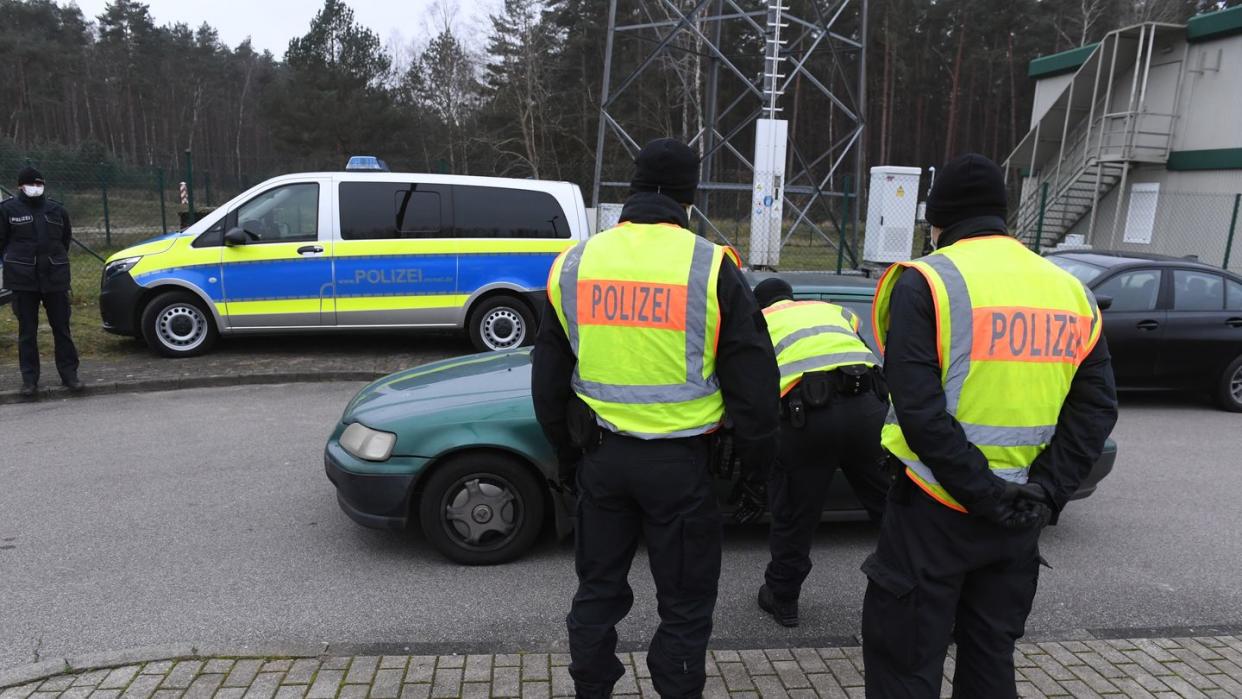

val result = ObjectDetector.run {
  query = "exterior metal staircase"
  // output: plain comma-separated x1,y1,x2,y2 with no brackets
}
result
1005,23,1183,249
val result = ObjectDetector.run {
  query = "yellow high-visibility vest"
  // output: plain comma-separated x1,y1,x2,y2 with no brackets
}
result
873,236,1103,512
762,299,878,396
546,222,728,438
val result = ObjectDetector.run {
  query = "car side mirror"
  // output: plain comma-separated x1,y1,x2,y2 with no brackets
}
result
1096,295,1113,311
224,227,248,246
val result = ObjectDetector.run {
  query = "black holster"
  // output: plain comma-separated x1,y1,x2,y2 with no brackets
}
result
567,395,603,451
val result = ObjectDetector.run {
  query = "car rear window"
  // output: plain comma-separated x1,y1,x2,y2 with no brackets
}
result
1173,270,1224,312
1048,255,1105,284
1229,279,1242,311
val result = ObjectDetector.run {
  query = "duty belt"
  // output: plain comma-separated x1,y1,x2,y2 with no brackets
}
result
781,365,879,427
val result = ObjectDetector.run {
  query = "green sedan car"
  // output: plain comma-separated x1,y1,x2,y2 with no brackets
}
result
324,273,1118,565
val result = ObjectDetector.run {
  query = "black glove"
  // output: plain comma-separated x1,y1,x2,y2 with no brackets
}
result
554,446,581,495
730,471,767,524
977,482,1049,530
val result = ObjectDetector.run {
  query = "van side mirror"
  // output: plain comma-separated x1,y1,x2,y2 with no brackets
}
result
1096,295,1113,311
224,227,248,246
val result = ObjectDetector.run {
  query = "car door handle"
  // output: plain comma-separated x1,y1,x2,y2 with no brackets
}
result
297,245,324,255
1136,319,1160,331
1227,317,1242,328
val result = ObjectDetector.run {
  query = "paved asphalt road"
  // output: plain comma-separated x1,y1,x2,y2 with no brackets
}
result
2,383,1240,669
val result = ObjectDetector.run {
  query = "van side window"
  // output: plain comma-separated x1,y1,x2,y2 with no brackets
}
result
192,219,227,248
236,183,319,243
339,182,446,239
453,185,569,239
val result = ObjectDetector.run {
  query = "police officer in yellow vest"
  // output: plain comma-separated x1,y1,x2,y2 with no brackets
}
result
747,277,890,628
861,154,1118,697
532,138,780,698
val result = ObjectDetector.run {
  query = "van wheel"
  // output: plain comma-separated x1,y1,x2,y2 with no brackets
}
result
418,453,545,565
468,295,534,352
141,291,218,358
1216,355,1242,412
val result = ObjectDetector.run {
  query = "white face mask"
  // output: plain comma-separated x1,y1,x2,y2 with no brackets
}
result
20,184,44,198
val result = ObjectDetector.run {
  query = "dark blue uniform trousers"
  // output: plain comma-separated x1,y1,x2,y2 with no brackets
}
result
861,475,1043,698
567,433,721,699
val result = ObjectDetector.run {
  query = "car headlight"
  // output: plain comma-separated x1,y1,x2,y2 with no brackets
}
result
339,422,397,462
103,256,142,281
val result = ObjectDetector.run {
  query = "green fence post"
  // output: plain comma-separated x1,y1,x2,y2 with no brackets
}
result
156,168,167,233
184,150,196,225
100,164,112,247
1224,193,1241,271
837,175,852,273
1033,181,1049,252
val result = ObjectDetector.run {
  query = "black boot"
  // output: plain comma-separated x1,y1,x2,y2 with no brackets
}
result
19,382,38,398
62,375,85,393
758,584,799,627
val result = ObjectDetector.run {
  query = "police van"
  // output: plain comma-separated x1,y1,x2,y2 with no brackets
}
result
99,158,589,357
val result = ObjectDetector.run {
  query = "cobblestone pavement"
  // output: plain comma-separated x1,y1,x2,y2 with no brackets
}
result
5,637,1242,699
0,332,467,403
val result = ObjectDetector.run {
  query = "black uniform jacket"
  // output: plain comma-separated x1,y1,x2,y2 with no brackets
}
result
531,191,781,472
0,194,73,292
884,216,1119,521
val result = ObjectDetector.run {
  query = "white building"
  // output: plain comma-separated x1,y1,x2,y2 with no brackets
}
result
1004,4,1242,271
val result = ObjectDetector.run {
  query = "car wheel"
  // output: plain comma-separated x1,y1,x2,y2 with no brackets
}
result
1216,355,1242,412
468,296,535,352
141,291,218,358
418,452,545,565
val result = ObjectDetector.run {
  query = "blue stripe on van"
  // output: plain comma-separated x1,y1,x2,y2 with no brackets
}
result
133,251,560,304
456,252,559,294
333,254,458,298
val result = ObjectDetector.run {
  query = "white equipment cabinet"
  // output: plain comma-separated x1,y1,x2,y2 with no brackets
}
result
863,166,923,264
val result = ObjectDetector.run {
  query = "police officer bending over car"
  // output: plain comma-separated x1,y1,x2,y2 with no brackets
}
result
532,138,780,699
743,277,891,628
0,166,83,398
862,154,1118,697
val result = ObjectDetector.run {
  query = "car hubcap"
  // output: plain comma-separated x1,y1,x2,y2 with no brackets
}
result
443,476,522,549
482,308,524,351
157,304,207,352
1232,366,1242,403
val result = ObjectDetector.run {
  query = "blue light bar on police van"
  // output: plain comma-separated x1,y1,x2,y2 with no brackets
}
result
345,156,389,172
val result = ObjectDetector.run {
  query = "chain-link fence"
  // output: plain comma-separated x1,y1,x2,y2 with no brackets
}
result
1030,189,1242,274
0,156,255,253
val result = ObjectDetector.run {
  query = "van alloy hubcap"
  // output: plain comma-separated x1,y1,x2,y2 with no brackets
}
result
482,308,524,350
157,304,207,350
444,477,520,547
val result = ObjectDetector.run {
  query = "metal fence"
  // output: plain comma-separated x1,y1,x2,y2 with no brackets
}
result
0,153,257,253
1027,189,1242,274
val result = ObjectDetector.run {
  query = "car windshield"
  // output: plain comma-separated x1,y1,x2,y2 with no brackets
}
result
1048,255,1106,284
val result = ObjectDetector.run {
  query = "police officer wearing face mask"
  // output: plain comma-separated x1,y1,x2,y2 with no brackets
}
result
0,166,84,397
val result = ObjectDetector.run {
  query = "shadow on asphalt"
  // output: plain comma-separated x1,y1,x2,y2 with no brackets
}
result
1116,388,1220,411
211,329,475,358
347,513,882,567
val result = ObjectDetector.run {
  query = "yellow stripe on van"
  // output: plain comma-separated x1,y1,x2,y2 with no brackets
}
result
333,294,470,312
222,299,325,316
331,239,572,256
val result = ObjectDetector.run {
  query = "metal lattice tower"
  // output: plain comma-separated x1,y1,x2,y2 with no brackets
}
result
591,0,868,269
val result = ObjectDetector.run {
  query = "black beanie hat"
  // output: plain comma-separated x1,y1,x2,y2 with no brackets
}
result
753,277,794,308
17,166,44,186
631,138,699,205
924,153,1007,228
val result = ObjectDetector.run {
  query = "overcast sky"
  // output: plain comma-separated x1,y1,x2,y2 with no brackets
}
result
67,0,503,58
